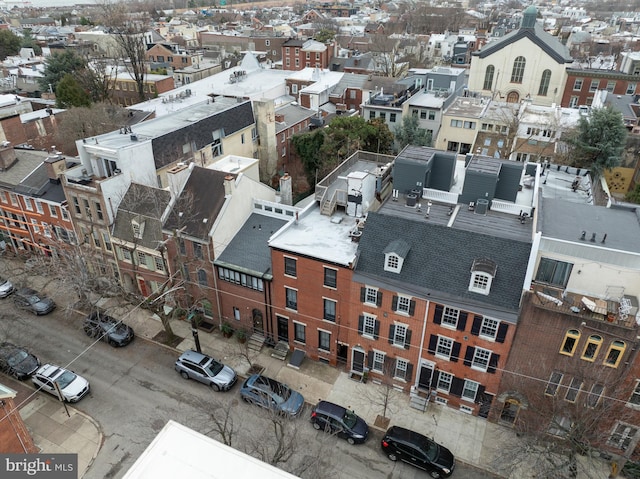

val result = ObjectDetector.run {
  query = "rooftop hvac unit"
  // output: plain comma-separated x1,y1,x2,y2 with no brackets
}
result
475,198,489,215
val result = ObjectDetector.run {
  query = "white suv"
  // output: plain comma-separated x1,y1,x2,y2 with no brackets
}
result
32,364,90,403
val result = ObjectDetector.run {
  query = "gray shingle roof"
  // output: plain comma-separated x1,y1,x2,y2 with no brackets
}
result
354,212,532,319
215,213,288,278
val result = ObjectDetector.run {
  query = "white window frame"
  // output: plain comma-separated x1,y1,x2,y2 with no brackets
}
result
137,251,147,267
565,377,582,403
442,307,459,328
462,379,479,402
34,200,44,214
285,287,298,311
392,323,408,347
394,358,408,380
469,272,492,295
362,314,376,338
628,380,640,408
479,317,499,340
364,286,378,305
31,219,40,233
471,347,491,371
122,248,132,261
154,256,164,271
372,350,385,372
24,198,33,211
396,295,411,314
435,336,454,360
48,203,57,217
608,422,639,450
293,321,306,344
437,371,453,393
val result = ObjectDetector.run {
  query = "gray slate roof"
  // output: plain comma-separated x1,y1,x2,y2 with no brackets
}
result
1,149,68,203
354,212,532,319
215,213,288,278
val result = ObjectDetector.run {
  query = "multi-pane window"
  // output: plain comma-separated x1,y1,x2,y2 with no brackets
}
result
606,81,616,92
608,423,639,450
323,267,337,288
396,295,411,314
437,371,453,392
392,324,408,347
362,314,376,337
101,231,110,250
24,198,33,211
565,377,582,402
627,82,636,95
442,307,459,328
589,80,599,92
197,269,207,286
510,56,526,83
285,287,297,310
538,69,551,96
154,256,164,271
483,65,494,90
436,336,454,359
132,222,142,239
581,335,602,361
462,380,479,401
122,248,132,261
284,257,297,277
387,254,399,270
372,351,385,372
218,267,264,291
394,358,408,380
137,251,147,267
323,298,336,322
318,330,330,351
479,317,499,339
535,258,573,287
9,193,18,206
294,322,306,343
470,273,490,293
194,242,203,259
573,78,583,91
545,371,563,396
94,202,104,221
364,287,378,305
629,381,640,406
472,348,491,371
48,203,57,217
604,340,626,367
35,200,44,214
587,384,604,407
560,329,580,356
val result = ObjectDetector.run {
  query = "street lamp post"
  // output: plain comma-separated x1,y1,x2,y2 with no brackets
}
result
187,309,202,353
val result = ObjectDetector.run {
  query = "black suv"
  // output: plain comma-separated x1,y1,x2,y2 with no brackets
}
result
83,311,134,347
310,400,369,445
381,426,455,478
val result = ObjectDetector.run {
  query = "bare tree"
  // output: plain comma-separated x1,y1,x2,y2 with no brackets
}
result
369,34,409,78
363,358,401,428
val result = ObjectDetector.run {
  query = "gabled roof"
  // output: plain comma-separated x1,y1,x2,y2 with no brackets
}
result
383,239,410,259
473,7,572,64
164,167,233,241
354,212,532,319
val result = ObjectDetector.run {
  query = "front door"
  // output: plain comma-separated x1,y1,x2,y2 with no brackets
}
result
137,278,148,296
276,315,289,342
352,349,365,372
478,392,494,419
418,363,434,391
337,343,348,364
252,309,264,334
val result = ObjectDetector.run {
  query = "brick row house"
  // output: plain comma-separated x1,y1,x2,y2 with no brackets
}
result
281,39,335,71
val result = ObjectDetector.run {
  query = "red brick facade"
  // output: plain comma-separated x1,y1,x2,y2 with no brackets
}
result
561,69,639,108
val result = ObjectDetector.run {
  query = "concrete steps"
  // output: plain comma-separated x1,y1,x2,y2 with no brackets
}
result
271,341,289,361
247,333,266,352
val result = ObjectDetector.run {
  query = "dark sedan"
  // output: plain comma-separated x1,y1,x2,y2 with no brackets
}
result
83,311,134,347
13,287,56,315
0,342,40,380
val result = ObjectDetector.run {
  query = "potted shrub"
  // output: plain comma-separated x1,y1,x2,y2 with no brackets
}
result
236,328,248,344
220,322,234,338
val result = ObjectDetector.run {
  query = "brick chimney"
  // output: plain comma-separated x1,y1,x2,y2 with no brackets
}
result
275,113,285,123
44,154,66,182
224,175,235,196
0,143,17,171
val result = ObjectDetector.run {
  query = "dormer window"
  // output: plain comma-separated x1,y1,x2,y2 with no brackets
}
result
383,239,410,274
132,220,145,239
469,258,497,295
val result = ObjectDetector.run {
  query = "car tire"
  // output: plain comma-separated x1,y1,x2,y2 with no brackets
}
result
347,437,356,445
108,339,117,347
241,395,250,403
429,471,441,479
210,383,220,392
387,453,398,461
312,422,321,430
180,371,189,380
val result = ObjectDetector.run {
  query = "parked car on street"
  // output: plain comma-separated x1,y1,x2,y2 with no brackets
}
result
0,342,40,380
83,311,134,347
310,400,369,444
13,287,56,315
0,276,14,298
174,350,237,392
381,426,455,478
239,374,305,416
32,364,90,403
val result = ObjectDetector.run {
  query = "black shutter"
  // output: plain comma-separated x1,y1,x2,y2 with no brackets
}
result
404,329,412,350
451,342,461,362
360,287,366,302
471,315,482,335
374,320,380,339
367,351,373,369
475,385,485,403
376,291,383,307
392,295,398,311
488,353,499,373
450,377,464,397
464,346,475,367
427,335,437,355
496,322,508,343
358,315,364,335
388,324,395,344
406,362,414,382
457,312,468,331
434,304,444,324
409,300,416,316
430,370,440,388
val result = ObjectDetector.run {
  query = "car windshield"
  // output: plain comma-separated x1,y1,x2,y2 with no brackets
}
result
28,295,41,303
342,410,358,428
264,377,291,403
7,350,27,367
204,361,223,376
422,439,439,462
56,371,77,389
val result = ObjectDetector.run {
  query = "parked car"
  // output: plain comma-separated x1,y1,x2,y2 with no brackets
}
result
380,426,455,478
32,364,90,403
83,311,134,347
239,374,305,416
13,287,56,315
0,342,40,380
0,276,14,298
174,350,237,392
310,400,369,444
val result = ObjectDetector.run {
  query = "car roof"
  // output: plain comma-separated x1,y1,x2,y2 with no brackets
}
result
315,400,346,416
386,426,429,443
37,364,65,379
17,287,37,295
179,350,211,365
